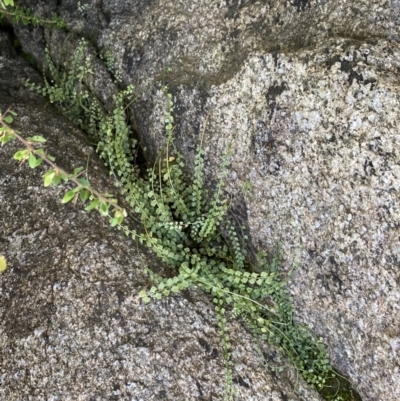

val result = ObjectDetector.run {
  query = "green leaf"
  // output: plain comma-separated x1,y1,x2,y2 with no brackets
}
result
77,178,90,187
59,172,69,182
85,198,99,211
13,149,28,161
43,171,56,187
34,157,43,167
0,133,15,144
72,166,84,176
110,216,120,227
52,174,62,186
26,135,47,143
61,189,76,204
79,189,90,202
28,153,43,168
4,115,13,124
99,202,109,216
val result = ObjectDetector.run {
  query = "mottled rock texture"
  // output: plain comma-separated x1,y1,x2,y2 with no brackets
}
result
2,0,400,400
0,32,318,401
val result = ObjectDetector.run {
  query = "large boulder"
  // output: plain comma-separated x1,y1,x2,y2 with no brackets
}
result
3,0,400,400
204,38,400,401
0,32,319,400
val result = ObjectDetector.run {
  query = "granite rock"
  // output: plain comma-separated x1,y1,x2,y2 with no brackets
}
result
3,0,400,400
0,32,318,401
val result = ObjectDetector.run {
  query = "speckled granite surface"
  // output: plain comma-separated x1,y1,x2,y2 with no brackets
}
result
200,39,400,401
0,32,318,401
2,0,400,400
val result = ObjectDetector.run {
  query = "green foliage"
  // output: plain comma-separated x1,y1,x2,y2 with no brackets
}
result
0,0,14,9
241,179,253,194
0,108,126,225
77,1,87,14
0,0,66,28
4,39,362,401
99,49,122,83
26,41,93,125
25,39,134,163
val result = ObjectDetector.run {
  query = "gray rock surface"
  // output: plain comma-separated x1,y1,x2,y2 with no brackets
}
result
0,32,318,401
203,39,400,401
3,0,400,400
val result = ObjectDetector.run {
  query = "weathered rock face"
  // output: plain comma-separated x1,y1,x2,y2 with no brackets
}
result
2,0,400,400
204,39,400,401
0,32,320,401
12,0,400,158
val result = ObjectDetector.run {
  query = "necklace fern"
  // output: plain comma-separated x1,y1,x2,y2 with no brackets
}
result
0,0,66,28
17,39,362,401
